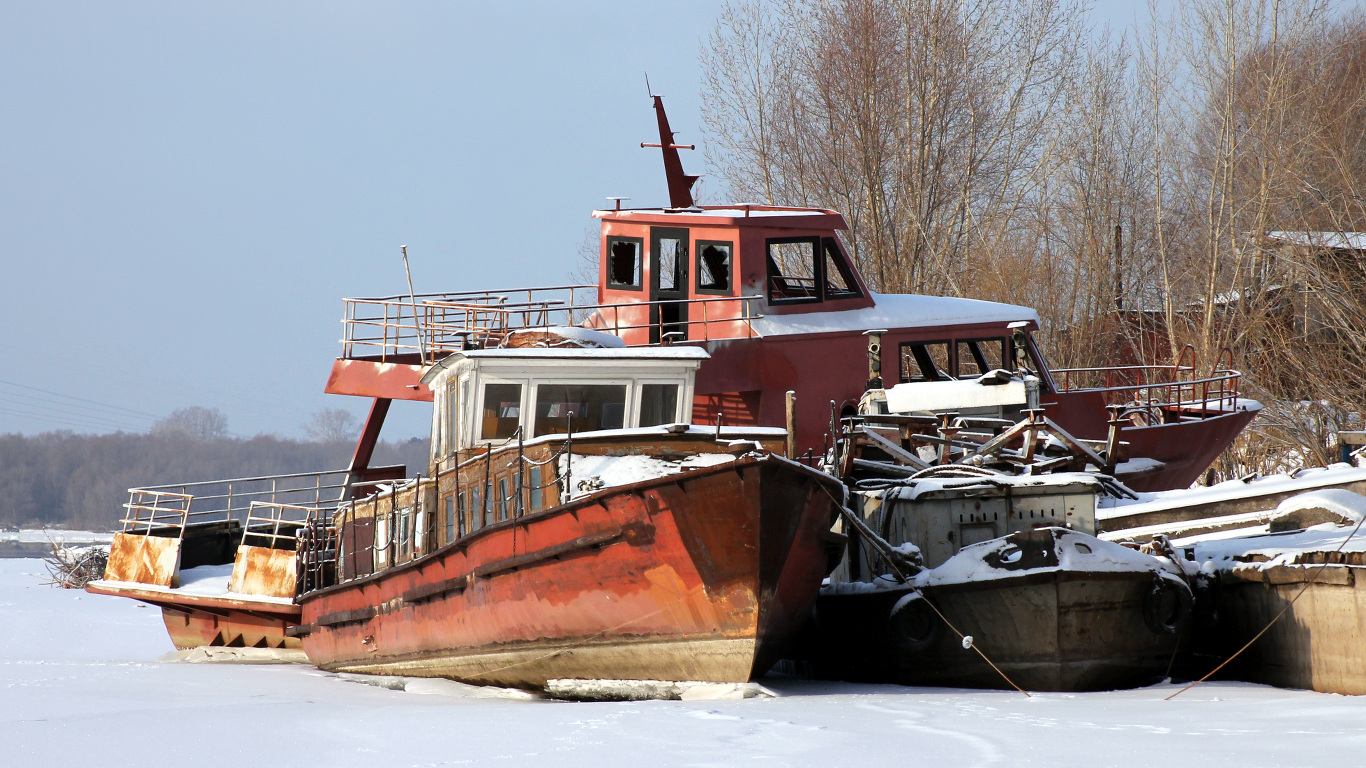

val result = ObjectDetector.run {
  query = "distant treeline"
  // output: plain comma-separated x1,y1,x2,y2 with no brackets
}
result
0,431,428,531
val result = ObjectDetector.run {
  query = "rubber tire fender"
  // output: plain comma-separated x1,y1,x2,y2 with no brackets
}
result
889,592,943,655
1143,575,1194,636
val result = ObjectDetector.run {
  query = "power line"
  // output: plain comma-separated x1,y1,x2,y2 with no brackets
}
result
0,391,156,431
0,378,164,420
0,406,145,434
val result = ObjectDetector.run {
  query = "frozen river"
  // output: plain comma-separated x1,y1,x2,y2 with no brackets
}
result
4,558,1365,767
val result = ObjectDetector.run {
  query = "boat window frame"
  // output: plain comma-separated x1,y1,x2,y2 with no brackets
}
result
605,236,645,291
764,236,824,305
475,376,528,442
635,378,688,427
527,378,635,437
899,340,954,383
821,237,862,300
694,239,735,296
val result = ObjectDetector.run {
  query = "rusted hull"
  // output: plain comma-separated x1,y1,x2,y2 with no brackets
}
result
297,455,841,689
1187,566,1366,694
811,571,1183,691
84,581,301,650
159,605,301,650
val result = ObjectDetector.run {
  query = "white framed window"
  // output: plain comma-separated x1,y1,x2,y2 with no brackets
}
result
635,379,687,426
476,378,527,441
528,381,630,436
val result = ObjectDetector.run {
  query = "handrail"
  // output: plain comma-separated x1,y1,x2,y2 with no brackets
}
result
1051,366,1244,417
340,288,765,362
121,469,350,541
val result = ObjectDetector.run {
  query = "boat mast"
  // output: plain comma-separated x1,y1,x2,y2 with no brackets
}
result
641,95,698,209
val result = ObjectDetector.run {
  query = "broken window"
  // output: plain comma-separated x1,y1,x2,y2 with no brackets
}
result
696,241,733,294
957,338,1008,377
533,384,627,436
480,382,522,440
766,238,819,302
607,237,643,290
900,341,952,382
822,238,860,298
639,383,680,427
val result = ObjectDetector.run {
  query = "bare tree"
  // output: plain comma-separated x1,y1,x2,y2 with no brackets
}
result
151,407,228,441
303,408,359,444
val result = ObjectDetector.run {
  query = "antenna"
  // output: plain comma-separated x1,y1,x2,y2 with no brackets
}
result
401,245,428,365
639,94,699,209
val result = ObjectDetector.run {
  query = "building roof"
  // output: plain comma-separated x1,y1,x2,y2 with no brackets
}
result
1263,231,1366,250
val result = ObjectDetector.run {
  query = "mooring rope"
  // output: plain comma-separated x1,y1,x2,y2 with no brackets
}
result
1165,510,1366,700
817,482,1031,697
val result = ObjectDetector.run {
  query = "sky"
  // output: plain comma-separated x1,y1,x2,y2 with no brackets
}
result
0,1,1162,442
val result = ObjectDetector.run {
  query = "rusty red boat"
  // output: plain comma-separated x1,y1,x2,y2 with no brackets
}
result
328,96,1258,496
292,342,845,687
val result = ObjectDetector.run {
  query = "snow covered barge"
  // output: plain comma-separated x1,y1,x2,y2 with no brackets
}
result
806,376,1192,691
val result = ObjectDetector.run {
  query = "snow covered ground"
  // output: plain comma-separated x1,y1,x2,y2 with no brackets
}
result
5,558,1366,767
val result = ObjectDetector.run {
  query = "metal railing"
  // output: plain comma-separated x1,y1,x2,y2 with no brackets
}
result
242,502,312,549
340,285,764,363
1052,364,1244,416
121,469,350,541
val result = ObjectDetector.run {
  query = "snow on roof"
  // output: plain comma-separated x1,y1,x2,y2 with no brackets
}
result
750,292,1038,337
458,347,709,360
593,206,840,220
1264,231,1366,250
422,345,710,382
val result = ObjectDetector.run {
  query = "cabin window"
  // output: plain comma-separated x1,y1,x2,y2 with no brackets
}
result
481,382,523,440
496,478,510,521
374,515,389,570
639,383,680,427
457,492,467,537
822,238,860,299
900,341,952,382
607,237,643,290
444,495,455,542
696,241,733,295
656,236,685,292
469,488,482,530
483,482,495,527
397,506,413,557
957,338,1009,377
529,467,543,512
532,384,627,436
458,376,471,447
766,237,820,302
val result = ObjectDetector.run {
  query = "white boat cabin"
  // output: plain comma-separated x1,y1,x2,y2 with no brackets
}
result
421,346,710,472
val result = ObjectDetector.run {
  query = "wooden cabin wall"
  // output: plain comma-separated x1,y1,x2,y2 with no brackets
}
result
330,432,782,584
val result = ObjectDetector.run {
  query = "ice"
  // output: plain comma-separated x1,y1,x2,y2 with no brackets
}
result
8,558,1366,767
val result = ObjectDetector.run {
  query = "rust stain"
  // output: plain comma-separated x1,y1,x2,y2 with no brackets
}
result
105,532,180,587
228,545,297,598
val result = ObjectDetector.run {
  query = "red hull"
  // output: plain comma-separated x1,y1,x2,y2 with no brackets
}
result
1046,391,1260,491
297,455,842,688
